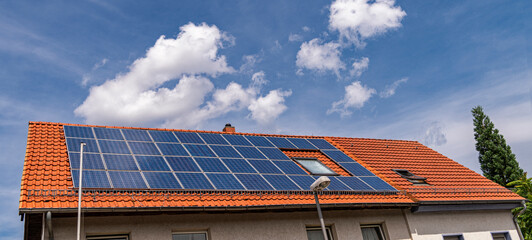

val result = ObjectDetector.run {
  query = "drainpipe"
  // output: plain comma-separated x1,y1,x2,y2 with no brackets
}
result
46,211,54,240
514,200,527,240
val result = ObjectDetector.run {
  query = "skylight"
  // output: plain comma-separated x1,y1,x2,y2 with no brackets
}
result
294,158,337,176
393,169,428,185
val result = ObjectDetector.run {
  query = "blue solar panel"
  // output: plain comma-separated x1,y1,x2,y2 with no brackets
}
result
272,161,307,175
103,154,139,170
93,128,124,140
66,138,99,153
210,145,242,158
184,144,216,157
72,170,111,188
194,157,230,173
206,173,246,190
143,172,181,189
360,177,396,191
234,146,267,159
322,150,355,163
235,174,273,190
221,158,257,173
174,132,204,144
222,134,252,146
156,143,189,156
339,162,375,176
245,136,274,147
288,175,316,190
257,147,290,160
69,153,104,170
175,173,214,189
263,175,301,190
287,138,317,149
307,139,336,149
108,171,147,189
199,133,229,145
98,140,131,154
128,142,160,155
166,157,201,172
267,137,297,149
136,156,170,171
336,177,374,191
122,129,152,141
64,126,94,138
149,131,179,143
325,177,352,191
248,160,282,174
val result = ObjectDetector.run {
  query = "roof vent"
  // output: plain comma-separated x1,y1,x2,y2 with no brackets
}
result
223,123,235,133
393,169,429,185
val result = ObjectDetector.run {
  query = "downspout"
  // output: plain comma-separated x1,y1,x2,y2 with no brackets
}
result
46,211,54,240
514,200,526,240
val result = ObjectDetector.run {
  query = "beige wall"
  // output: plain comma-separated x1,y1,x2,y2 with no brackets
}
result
45,208,518,240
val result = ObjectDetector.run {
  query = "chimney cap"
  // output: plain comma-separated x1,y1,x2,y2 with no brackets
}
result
225,123,232,127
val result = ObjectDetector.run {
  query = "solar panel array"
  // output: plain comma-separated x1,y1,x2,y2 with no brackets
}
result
64,126,396,192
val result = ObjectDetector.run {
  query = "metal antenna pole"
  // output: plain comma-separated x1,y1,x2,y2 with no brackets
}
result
77,143,86,240
314,192,328,240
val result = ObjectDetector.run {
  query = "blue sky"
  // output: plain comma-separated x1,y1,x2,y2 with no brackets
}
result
0,0,530,238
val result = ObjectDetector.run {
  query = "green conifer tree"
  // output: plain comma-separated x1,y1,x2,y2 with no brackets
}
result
472,106,523,186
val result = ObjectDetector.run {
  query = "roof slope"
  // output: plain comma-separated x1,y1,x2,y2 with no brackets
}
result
19,122,521,212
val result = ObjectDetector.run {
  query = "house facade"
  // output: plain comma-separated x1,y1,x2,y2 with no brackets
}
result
19,122,524,240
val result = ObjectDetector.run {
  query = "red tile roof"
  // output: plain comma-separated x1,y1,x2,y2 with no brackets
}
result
19,122,522,212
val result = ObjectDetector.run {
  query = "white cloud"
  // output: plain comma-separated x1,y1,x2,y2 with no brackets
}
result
296,38,344,75
328,81,376,116
82,58,109,86
350,57,369,77
380,77,408,98
248,89,293,125
239,54,260,74
288,33,304,42
251,71,268,89
302,26,311,32
422,121,447,146
329,0,406,47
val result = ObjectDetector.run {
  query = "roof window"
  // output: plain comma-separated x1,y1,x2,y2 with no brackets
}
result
393,169,429,185
294,157,337,176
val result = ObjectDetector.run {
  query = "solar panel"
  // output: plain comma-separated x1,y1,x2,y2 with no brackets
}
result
103,154,139,170
221,158,257,173
234,146,267,159
64,126,94,139
98,140,131,154
262,175,301,190
108,171,147,189
128,142,160,155
156,143,189,156
149,131,179,143
72,170,111,188
248,160,282,174
199,133,229,145
222,134,252,146
288,175,316,190
307,139,336,149
321,150,355,163
235,174,273,190
245,135,274,147
286,138,317,149
93,128,124,140
325,177,352,191
336,177,374,191
135,156,171,171
184,144,216,157
194,157,230,173
267,137,297,149
166,156,201,172
68,153,104,170
121,129,152,141
209,145,242,158
257,147,290,160
272,160,307,175
339,162,375,176
143,172,181,189
360,177,396,191
206,173,246,190
66,138,99,153
175,173,214,190
174,132,204,144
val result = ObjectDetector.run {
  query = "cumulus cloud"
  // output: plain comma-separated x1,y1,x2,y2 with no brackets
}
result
288,33,304,42
350,57,369,77
296,38,344,75
380,77,408,98
327,81,376,116
75,23,290,128
248,89,293,125
251,71,268,88
329,0,406,47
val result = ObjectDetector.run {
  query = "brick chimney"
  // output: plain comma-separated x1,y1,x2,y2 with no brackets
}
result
222,123,235,133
